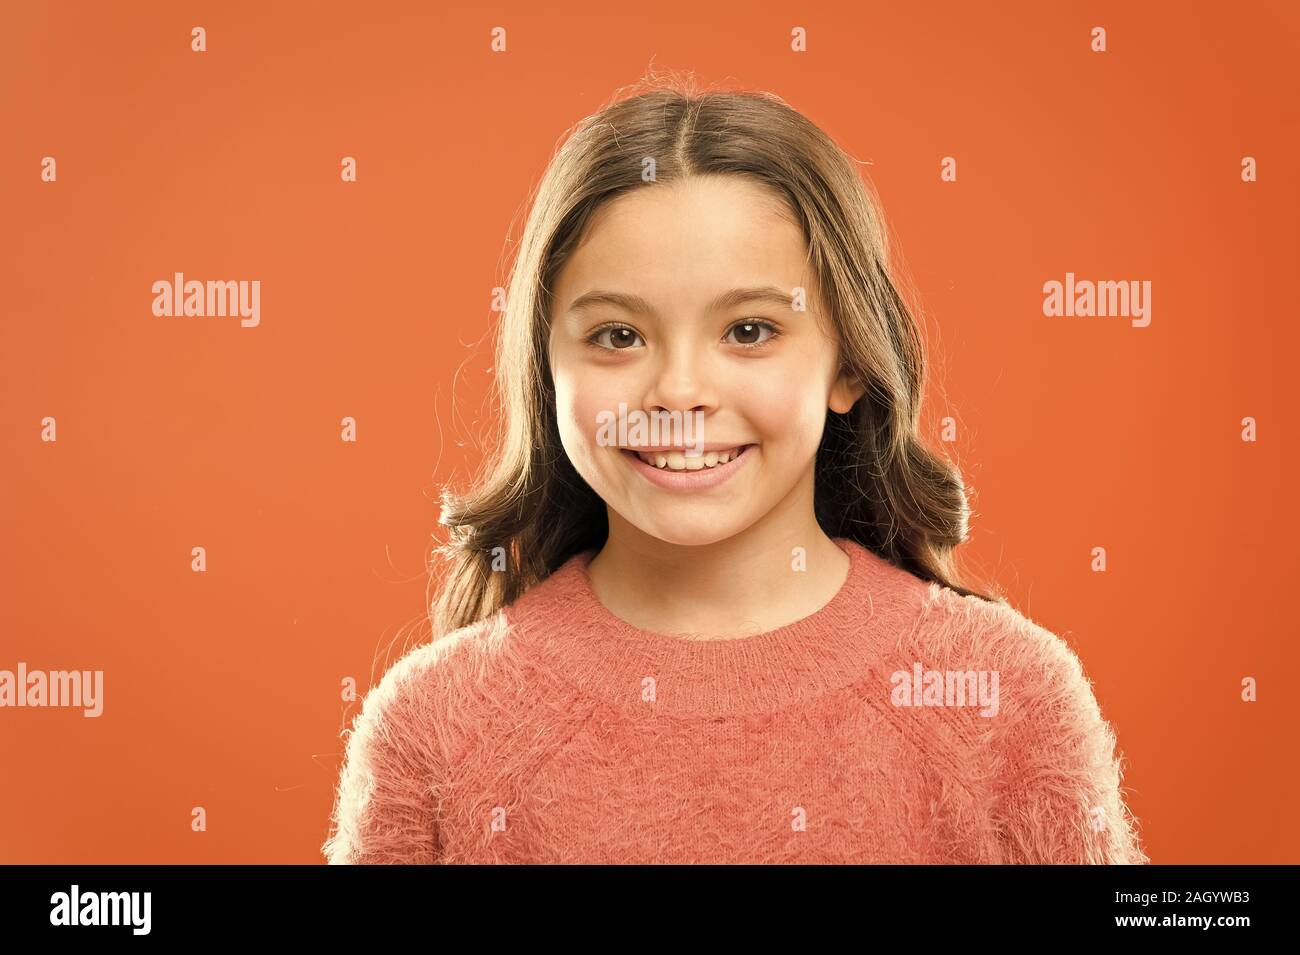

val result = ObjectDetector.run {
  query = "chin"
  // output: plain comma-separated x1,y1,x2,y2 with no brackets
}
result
626,510,754,548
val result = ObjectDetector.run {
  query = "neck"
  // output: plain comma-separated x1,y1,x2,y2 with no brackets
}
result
586,503,850,640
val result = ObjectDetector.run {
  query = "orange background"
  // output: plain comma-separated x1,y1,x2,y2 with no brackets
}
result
2,0,1297,863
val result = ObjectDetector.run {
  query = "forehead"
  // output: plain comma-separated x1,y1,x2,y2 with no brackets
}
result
554,176,811,306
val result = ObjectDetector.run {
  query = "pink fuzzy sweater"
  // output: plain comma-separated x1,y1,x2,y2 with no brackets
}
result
323,537,1148,864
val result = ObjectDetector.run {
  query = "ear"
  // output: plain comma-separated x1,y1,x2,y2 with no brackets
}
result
828,367,866,414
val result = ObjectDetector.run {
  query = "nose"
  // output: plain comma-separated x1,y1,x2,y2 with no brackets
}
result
640,340,718,419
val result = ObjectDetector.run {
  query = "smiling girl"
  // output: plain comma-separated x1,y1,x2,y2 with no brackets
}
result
323,76,1148,865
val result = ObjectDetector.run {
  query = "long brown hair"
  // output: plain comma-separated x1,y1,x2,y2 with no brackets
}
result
430,70,1001,638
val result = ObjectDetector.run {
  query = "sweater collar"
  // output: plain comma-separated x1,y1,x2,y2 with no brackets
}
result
505,536,927,718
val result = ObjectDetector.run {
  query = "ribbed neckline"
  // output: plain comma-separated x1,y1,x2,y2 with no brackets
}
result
506,536,925,718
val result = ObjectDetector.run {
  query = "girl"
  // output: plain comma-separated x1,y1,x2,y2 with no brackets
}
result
323,74,1147,865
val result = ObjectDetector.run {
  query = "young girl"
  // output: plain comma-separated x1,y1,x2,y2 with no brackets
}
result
323,75,1147,865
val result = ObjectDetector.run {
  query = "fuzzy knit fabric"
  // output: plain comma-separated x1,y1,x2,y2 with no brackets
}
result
323,537,1148,864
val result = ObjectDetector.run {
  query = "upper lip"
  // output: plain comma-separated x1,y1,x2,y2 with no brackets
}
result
621,443,752,452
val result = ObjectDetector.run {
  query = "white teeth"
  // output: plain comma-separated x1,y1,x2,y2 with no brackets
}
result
634,446,745,471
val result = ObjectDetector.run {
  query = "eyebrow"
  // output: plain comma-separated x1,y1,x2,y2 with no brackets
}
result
565,285,797,318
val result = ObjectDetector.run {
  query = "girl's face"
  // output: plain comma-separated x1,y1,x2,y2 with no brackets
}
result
548,174,864,547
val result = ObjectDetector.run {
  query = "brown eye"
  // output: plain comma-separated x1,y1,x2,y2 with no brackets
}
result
724,321,777,347
609,327,638,348
589,325,645,349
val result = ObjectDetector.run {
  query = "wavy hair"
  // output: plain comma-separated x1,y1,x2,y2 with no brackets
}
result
430,71,1001,637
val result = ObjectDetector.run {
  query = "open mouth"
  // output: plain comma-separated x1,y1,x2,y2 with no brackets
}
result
618,444,756,490
625,444,752,471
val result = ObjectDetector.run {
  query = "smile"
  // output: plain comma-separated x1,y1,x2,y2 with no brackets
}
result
619,444,755,491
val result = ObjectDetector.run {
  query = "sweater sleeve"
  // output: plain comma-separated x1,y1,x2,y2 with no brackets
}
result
992,620,1148,865
323,644,445,864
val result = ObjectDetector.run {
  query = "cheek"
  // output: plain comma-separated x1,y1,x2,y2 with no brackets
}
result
552,364,623,459
740,373,828,452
